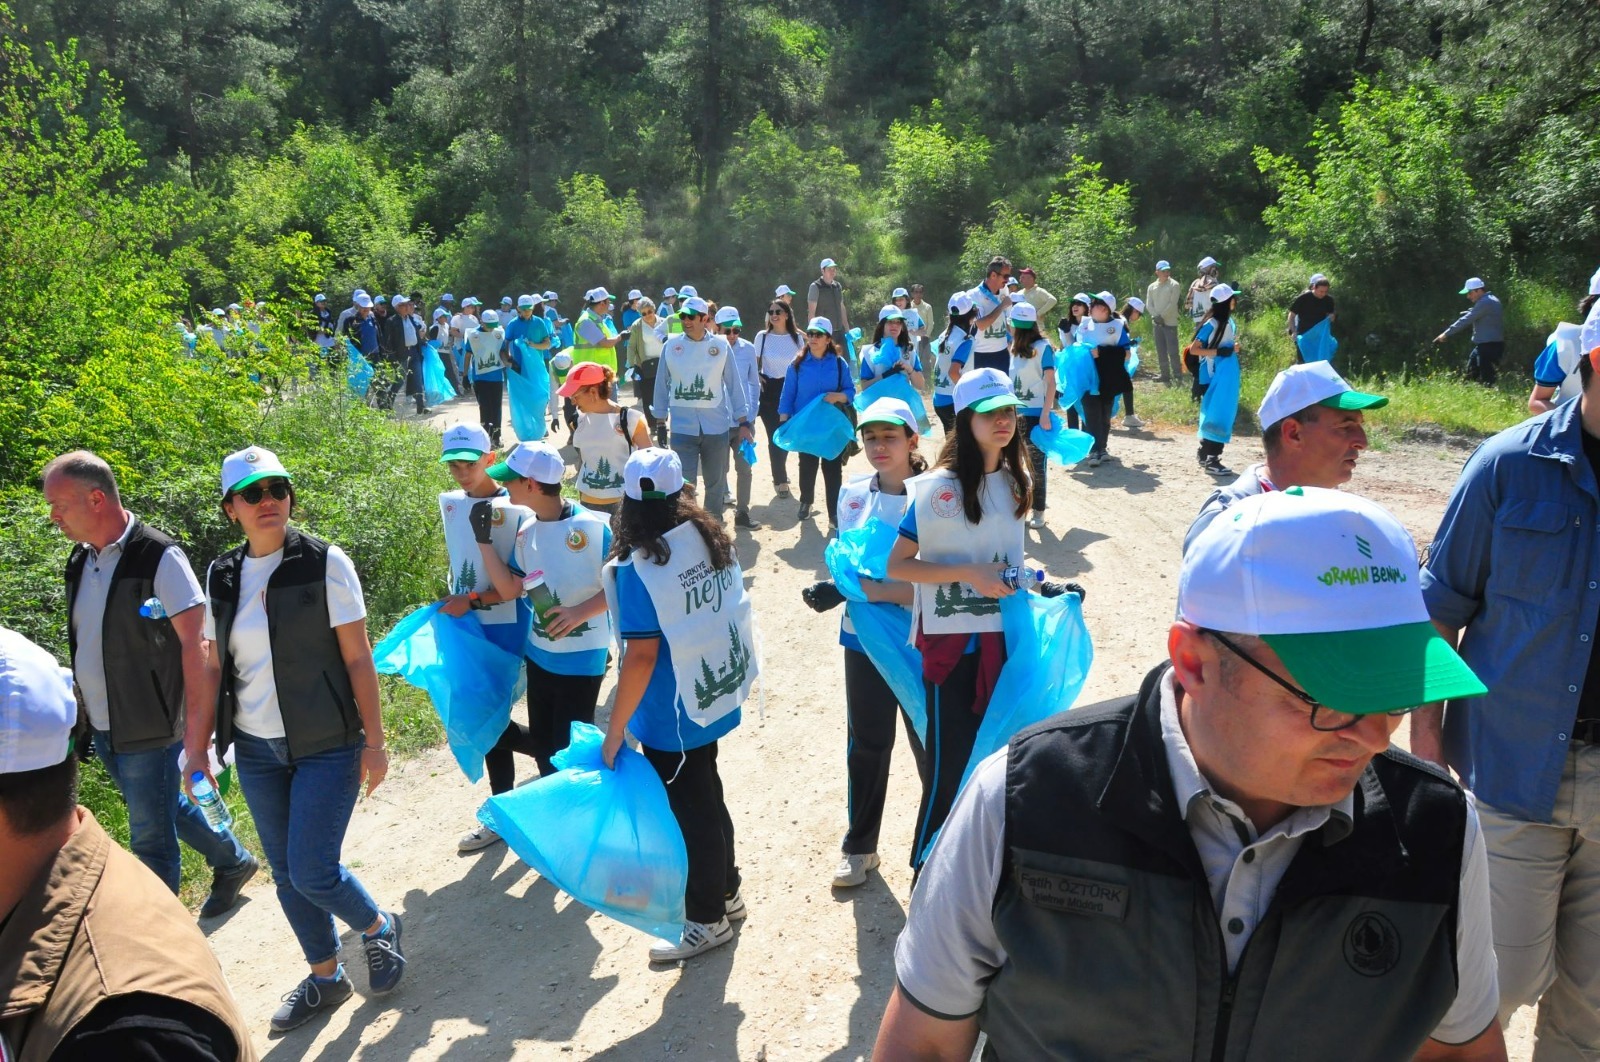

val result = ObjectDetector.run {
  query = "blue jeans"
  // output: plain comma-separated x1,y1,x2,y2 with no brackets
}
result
91,731,249,894
671,429,730,514
233,732,380,965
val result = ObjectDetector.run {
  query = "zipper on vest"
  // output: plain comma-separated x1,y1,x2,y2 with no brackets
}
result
1210,975,1238,1062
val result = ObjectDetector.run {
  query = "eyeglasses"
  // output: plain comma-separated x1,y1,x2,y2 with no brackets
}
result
806,330,829,338
1201,629,1414,731
768,310,785,317
235,480,291,505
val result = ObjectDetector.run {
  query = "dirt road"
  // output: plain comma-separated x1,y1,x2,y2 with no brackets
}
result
202,402,1535,1059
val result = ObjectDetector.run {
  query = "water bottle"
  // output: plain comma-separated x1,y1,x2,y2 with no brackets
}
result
139,596,167,620
190,772,233,833
523,570,558,626
1001,565,1046,591
739,438,758,467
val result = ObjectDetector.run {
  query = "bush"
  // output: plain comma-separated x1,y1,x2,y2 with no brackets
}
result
885,105,993,259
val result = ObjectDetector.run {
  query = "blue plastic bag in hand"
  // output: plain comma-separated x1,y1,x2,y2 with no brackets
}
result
506,340,550,442
855,373,933,435
1029,418,1095,466
421,341,457,406
1198,352,1241,444
480,723,688,942
1296,317,1338,363
346,339,374,398
1057,342,1099,405
824,517,900,601
825,519,928,742
775,394,855,459
372,603,527,783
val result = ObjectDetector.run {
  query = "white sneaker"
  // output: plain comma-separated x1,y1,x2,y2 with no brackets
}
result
1025,513,1046,531
1123,414,1144,429
724,890,748,921
648,918,733,962
456,824,503,853
832,852,881,888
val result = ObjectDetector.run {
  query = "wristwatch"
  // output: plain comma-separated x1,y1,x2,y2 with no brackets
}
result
467,591,484,610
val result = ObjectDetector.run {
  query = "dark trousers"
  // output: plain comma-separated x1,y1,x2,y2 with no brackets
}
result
1466,341,1503,386
636,361,667,446
1198,438,1226,463
484,663,603,792
1185,352,1207,402
911,653,985,870
843,649,925,860
1018,415,1048,511
1081,393,1114,456
758,376,789,486
642,741,739,924
1064,405,1080,431
1120,384,1135,417
935,403,954,435
475,378,504,445
797,453,844,523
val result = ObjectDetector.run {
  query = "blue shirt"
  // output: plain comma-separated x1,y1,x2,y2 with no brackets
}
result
651,334,752,436
1195,318,1234,353
501,313,552,364
726,337,760,421
523,506,611,677
1443,293,1504,344
1421,398,1600,822
778,353,855,417
355,317,379,357
614,562,741,751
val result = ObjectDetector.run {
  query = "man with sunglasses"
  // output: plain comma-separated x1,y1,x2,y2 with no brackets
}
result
42,450,259,917
966,255,1013,373
877,487,1505,1061
652,296,755,516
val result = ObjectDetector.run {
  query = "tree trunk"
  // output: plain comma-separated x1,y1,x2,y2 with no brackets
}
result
699,0,723,203
1354,0,1377,73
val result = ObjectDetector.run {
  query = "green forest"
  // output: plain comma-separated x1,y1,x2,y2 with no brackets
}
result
3,0,1597,656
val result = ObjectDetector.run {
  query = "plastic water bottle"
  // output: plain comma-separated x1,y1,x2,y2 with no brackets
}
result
139,596,167,620
1001,565,1046,591
190,772,233,833
739,438,758,466
523,570,558,626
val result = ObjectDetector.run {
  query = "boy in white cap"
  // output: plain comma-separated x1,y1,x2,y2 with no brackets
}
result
715,305,763,529
466,308,508,445
878,487,1501,1062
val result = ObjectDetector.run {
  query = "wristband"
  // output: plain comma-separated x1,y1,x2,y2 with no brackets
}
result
467,591,483,610
364,745,387,753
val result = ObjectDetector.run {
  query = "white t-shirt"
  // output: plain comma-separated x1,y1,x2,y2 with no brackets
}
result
753,330,804,378
203,545,367,739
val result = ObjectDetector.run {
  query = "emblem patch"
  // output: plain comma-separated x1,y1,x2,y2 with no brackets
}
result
930,486,962,519
567,528,589,552
1343,912,1401,977
1015,868,1129,921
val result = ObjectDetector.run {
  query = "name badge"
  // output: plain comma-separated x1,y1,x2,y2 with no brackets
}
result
1015,867,1130,921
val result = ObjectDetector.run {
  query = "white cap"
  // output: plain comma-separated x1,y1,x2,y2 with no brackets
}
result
662,286,678,298
626,288,643,301
678,285,699,298
354,294,373,308
461,296,480,307
1459,277,1485,293
806,316,834,334
588,287,614,303
953,367,1022,415
1005,276,1020,288
1125,296,1146,313
551,351,572,370
1198,256,1218,269
1589,266,1600,297
220,445,291,498
878,304,905,321
1009,302,1039,324
678,296,710,317
517,294,538,308
1156,260,1171,271
441,292,455,302
1257,362,1389,429
891,286,910,299
480,309,501,325
488,441,564,485
500,296,514,306
857,396,919,430
1210,283,1237,303
714,306,742,326
820,258,837,270
394,294,412,305
623,447,686,501
948,290,975,315
775,284,796,297
1309,273,1329,286
440,422,493,461
1006,292,1025,304
543,291,559,302
353,288,367,299
433,307,449,320
0,627,78,774
314,292,328,301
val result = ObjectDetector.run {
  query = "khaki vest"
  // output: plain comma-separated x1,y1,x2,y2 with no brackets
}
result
0,810,256,1061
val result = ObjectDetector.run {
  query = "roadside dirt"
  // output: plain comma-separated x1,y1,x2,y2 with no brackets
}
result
200,394,1534,1059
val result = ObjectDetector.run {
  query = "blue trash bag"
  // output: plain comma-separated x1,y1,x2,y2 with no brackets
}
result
1029,418,1096,466
1057,342,1099,404
421,341,457,407
824,517,900,601
844,328,862,368
372,603,527,783
506,340,550,442
824,518,928,743
346,339,374,398
1198,353,1242,444
774,394,855,459
1296,317,1338,363
479,723,688,942
855,372,933,435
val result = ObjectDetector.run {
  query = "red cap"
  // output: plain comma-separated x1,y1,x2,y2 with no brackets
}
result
1018,266,1036,276
557,361,611,397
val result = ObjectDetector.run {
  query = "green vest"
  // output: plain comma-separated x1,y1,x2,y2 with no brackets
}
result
573,309,619,373
666,309,684,335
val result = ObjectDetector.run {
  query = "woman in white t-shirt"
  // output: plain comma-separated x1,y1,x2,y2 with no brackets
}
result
752,301,806,496
186,446,407,1034
560,362,653,516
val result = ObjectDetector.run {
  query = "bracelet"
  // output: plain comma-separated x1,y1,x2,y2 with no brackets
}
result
364,745,387,753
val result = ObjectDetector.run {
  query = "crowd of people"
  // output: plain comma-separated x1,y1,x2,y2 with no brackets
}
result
5,257,1600,1060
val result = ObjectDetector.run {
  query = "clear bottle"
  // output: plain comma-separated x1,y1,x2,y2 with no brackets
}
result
523,569,558,626
190,771,233,833
1000,565,1046,591
139,596,167,620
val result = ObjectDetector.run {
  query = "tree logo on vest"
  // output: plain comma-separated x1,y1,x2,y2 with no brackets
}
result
1342,912,1401,977
930,485,962,519
566,528,588,552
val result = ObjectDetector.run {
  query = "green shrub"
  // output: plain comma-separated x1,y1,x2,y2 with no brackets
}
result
885,105,993,259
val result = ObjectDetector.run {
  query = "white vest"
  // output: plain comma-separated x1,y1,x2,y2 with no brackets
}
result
934,326,969,399
1548,322,1584,405
513,507,613,654
439,491,528,626
662,334,729,409
573,408,640,501
1010,340,1051,408
603,522,757,726
837,474,910,639
971,286,1009,352
467,328,504,374
907,468,1025,635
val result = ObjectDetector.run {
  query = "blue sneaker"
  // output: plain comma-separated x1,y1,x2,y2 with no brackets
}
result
363,912,406,994
271,970,353,1032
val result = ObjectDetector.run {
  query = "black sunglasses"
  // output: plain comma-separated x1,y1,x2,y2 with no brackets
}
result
235,480,291,505
1201,629,1413,731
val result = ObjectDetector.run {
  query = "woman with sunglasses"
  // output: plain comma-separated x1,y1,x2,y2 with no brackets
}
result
859,306,926,392
187,447,406,1033
630,297,669,446
754,301,804,497
777,317,856,528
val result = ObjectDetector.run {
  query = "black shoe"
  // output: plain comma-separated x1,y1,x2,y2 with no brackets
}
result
363,911,407,994
735,511,763,530
797,502,815,520
1203,457,1236,478
200,853,259,918
271,971,353,1032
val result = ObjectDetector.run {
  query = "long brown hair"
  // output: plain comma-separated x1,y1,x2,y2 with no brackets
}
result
934,408,1031,522
1009,322,1044,357
610,489,734,570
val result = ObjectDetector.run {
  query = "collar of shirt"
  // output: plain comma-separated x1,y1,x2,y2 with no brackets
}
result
86,511,137,567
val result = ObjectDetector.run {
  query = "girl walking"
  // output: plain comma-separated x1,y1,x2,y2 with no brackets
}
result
1189,283,1242,478
1007,302,1056,529
753,301,805,496
931,292,976,435
1077,292,1131,467
777,317,856,528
